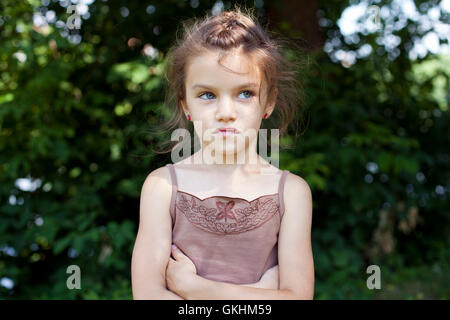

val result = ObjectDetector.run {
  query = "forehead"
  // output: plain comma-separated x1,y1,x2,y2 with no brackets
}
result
185,49,261,88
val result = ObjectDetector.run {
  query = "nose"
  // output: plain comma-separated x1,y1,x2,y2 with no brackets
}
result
215,96,237,121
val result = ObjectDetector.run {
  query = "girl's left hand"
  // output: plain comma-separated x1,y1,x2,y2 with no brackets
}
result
166,244,198,297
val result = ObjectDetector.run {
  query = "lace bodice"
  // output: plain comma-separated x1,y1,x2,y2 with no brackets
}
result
174,190,281,235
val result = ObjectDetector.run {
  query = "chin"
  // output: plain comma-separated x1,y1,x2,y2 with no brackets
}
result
215,145,246,154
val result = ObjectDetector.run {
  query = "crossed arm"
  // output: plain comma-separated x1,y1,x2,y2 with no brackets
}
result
132,243,279,300
166,247,297,300
176,276,296,300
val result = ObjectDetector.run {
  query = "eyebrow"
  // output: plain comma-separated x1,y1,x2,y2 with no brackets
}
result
191,82,260,90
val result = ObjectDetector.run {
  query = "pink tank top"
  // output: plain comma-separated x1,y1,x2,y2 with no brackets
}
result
166,163,289,285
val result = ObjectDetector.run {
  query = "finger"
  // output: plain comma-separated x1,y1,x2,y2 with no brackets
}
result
171,244,183,259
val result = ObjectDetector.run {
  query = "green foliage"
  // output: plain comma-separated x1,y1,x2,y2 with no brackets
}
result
0,0,448,299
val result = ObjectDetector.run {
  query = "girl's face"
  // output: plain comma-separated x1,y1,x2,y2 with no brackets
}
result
181,48,275,160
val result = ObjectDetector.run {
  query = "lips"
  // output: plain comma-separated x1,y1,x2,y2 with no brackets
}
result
215,127,240,133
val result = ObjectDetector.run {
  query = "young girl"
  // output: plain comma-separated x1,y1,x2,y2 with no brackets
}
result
131,6,314,300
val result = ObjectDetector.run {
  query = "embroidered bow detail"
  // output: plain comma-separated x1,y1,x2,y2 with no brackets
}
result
215,200,236,223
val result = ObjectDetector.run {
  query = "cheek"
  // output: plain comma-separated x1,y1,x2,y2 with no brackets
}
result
244,113,263,127
242,103,263,117
187,99,212,116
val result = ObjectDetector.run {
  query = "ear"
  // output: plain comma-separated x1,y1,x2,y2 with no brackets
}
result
264,88,278,117
179,99,189,116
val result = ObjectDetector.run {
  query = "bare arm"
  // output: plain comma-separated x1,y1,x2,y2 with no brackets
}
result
182,265,279,296
240,265,279,289
131,167,184,300
176,173,314,300
184,276,296,300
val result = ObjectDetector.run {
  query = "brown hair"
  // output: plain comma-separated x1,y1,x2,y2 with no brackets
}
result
149,4,308,155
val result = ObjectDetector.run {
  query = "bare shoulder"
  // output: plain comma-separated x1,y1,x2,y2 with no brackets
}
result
279,171,313,226
284,172,313,207
141,165,172,196
139,165,174,224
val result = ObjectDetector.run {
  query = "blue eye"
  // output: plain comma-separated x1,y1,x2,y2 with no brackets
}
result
198,90,255,100
198,92,215,100
238,90,254,99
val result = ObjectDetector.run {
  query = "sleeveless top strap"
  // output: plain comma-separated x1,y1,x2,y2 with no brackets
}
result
165,164,178,223
278,169,289,219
